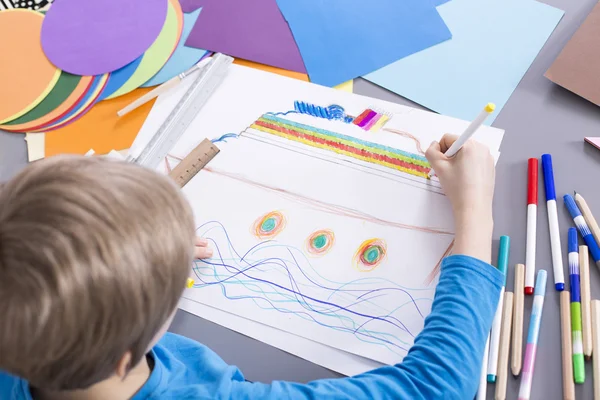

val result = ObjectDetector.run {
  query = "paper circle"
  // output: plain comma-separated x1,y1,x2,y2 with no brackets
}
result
0,10,61,124
41,0,169,75
143,8,208,87
99,56,144,101
105,0,182,99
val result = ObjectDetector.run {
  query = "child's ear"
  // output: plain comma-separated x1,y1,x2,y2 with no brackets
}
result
115,351,133,379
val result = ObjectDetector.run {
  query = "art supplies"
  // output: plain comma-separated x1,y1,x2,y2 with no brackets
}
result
560,291,576,400
142,64,505,374
274,0,452,86
564,194,600,264
568,228,585,383
168,139,220,188
512,263,525,376
365,0,564,124
128,53,233,169
541,154,565,291
118,58,212,117
593,301,600,400
428,103,495,177
581,245,593,358
495,291,513,400
488,235,510,382
586,137,600,152
518,270,547,400
477,337,490,400
575,192,600,247
545,2,600,107
525,158,538,295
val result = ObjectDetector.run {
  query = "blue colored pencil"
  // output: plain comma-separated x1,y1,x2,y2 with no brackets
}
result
564,194,600,264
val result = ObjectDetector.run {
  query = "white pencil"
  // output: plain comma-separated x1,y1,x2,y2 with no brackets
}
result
117,57,212,117
428,103,495,178
478,335,491,400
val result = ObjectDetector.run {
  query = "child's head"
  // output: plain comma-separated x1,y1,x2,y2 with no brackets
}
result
0,156,195,390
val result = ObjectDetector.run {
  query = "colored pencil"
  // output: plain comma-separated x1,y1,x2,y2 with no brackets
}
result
427,103,495,177
477,336,490,400
575,192,600,247
592,300,600,400
565,193,600,265
560,291,575,400
541,154,565,291
495,292,513,400
525,158,538,295
488,236,510,382
581,245,593,358
512,263,525,376
568,228,585,383
518,270,547,400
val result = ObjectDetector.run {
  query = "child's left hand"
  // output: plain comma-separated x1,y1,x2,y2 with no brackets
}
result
194,237,213,259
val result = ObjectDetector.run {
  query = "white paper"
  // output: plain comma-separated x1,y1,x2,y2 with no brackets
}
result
138,64,505,371
25,133,45,162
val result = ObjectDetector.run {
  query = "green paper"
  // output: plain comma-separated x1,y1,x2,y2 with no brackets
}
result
4,71,81,125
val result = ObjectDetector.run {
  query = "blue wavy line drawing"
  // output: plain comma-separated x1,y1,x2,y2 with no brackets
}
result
190,221,435,358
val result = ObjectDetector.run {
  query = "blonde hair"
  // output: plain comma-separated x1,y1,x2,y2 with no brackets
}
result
0,156,195,390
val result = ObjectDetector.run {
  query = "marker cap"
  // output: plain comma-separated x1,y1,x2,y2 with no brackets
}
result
535,270,548,296
541,154,556,201
527,158,538,205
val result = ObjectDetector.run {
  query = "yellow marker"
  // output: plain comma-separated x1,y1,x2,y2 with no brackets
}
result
186,278,195,288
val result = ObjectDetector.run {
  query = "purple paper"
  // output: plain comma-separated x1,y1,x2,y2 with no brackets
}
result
179,0,202,13
41,0,169,76
185,0,306,73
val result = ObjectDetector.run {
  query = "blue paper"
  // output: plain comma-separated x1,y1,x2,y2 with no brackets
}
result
143,8,207,87
275,0,451,87
365,0,564,124
99,56,143,100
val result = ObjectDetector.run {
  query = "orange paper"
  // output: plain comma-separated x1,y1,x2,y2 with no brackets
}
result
45,87,156,157
233,59,309,81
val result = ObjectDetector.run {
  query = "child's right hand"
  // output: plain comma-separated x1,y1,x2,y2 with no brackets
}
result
425,134,495,263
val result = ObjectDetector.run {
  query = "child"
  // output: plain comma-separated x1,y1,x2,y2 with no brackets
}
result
0,134,501,399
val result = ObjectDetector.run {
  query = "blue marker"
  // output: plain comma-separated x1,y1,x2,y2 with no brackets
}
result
541,154,565,290
564,194,600,263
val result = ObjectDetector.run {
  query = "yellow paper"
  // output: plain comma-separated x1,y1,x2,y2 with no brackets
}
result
335,80,354,93
25,132,45,161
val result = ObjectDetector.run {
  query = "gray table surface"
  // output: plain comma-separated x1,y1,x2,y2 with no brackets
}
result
1,0,599,398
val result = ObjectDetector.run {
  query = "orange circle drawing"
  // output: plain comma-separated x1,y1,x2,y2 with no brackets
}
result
252,211,286,239
353,238,387,272
306,229,335,256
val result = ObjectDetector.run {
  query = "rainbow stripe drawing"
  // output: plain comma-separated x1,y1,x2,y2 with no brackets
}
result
250,114,431,179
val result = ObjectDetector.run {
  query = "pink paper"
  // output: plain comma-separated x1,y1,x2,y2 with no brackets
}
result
41,0,169,76
184,0,306,73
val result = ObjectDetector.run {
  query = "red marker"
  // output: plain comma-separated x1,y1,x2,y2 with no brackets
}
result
525,158,538,295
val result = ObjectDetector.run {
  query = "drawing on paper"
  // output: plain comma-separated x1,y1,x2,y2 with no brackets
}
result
306,229,335,255
252,210,286,239
354,238,387,272
191,220,434,360
250,114,431,179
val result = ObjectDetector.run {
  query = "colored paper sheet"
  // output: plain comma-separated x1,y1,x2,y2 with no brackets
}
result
545,2,600,107
0,9,61,124
143,8,207,87
106,0,182,99
178,0,200,12
99,56,144,100
45,88,156,157
0,75,93,132
2,72,80,126
41,0,169,75
0,0,53,11
275,0,451,87
233,59,309,82
25,132,45,161
365,0,564,124
33,74,110,132
335,80,353,93
585,137,600,152
185,0,306,73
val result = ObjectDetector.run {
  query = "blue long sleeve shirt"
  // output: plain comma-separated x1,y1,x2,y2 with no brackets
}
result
0,255,502,399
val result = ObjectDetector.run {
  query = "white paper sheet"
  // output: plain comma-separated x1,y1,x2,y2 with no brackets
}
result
137,64,505,371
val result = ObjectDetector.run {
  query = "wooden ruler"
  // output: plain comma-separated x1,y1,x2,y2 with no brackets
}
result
168,139,220,188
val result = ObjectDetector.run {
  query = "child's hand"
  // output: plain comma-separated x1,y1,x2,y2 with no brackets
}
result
194,237,213,259
426,134,495,263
